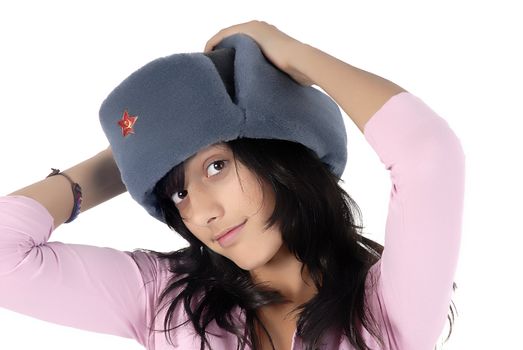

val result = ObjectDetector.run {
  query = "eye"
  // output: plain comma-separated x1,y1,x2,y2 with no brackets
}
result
171,160,227,205
171,190,187,205
206,159,227,177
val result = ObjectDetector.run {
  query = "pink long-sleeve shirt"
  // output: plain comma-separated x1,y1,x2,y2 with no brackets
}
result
0,91,465,349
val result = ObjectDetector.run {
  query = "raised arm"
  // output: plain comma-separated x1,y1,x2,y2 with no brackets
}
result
0,147,160,347
286,42,407,133
7,147,127,230
287,42,465,348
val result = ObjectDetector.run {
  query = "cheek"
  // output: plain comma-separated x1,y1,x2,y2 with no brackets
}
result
178,216,203,241
236,173,268,209
230,226,284,271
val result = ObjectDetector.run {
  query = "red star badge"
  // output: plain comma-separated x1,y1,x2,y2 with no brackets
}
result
117,109,138,137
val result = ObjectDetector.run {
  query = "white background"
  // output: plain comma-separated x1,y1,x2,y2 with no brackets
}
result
0,0,521,349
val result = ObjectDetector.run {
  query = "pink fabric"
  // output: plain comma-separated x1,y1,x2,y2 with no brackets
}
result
0,91,465,349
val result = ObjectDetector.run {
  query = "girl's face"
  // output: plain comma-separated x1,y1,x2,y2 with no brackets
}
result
173,142,284,271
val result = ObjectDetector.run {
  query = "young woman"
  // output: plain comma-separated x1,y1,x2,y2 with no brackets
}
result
0,20,464,350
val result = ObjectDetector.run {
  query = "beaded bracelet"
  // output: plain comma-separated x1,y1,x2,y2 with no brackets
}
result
46,168,83,223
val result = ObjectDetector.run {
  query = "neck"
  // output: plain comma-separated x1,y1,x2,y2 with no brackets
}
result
249,245,318,304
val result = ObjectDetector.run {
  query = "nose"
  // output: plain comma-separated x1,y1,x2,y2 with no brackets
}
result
183,183,224,226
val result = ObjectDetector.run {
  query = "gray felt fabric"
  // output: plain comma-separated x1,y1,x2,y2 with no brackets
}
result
99,33,347,224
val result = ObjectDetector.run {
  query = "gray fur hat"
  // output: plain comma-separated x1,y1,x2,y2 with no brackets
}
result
98,33,347,223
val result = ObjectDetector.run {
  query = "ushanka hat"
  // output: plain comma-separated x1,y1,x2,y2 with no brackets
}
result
99,33,347,224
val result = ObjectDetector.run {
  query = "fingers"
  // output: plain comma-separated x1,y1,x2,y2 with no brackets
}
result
204,30,227,52
204,32,221,52
204,27,237,52
203,20,258,52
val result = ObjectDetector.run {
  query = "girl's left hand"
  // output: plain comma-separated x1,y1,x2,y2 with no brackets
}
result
203,20,314,87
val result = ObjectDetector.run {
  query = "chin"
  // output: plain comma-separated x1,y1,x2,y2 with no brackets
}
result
235,243,284,272
234,256,268,272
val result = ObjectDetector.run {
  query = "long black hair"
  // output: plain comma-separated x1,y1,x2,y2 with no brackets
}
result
136,137,456,350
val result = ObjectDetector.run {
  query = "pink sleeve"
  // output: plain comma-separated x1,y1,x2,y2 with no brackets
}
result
363,92,465,349
0,195,159,348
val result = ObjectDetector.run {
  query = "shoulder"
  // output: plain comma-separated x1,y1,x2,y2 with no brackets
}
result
124,249,174,292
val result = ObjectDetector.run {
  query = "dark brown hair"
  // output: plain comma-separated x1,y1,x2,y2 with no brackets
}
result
136,137,456,350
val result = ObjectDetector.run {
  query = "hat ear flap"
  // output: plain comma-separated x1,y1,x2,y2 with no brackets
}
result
203,48,236,103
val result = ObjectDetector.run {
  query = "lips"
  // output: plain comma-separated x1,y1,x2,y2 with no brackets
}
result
214,220,247,241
